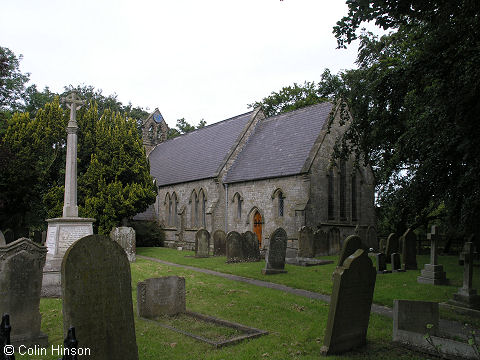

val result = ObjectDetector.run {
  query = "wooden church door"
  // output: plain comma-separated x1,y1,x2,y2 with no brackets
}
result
253,211,262,246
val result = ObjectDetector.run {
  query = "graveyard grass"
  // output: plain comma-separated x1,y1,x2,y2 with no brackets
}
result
30,248,478,360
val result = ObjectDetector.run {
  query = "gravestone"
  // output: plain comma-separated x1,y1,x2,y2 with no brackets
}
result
137,276,186,318
3,229,14,244
391,253,404,272
366,226,377,250
417,225,448,285
375,253,390,274
0,230,5,246
213,230,226,256
262,228,287,275
314,230,328,256
393,300,439,339
379,238,386,253
327,228,341,255
62,235,138,360
195,229,210,258
447,242,480,310
243,231,260,261
401,228,417,270
0,238,48,348
110,226,136,262
337,235,362,267
385,233,399,263
298,226,315,258
321,249,377,355
226,231,244,263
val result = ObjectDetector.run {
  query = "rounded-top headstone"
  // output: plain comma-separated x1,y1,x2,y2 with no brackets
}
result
62,235,138,360
337,235,362,267
213,230,226,256
226,231,243,263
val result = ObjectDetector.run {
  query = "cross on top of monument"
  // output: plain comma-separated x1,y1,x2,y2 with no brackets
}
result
63,92,85,110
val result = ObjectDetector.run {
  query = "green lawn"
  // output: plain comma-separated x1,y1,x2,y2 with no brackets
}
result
22,248,477,359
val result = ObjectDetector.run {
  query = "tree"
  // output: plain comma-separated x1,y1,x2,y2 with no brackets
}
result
248,69,342,117
0,46,30,112
167,118,207,139
331,1,480,237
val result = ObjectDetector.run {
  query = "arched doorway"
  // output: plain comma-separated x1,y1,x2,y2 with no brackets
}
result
253,211,262,247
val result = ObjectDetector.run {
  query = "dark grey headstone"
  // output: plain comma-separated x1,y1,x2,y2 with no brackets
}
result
314,230,328,256
62,235,138,360
0,238,48,348
401,228,417,270
393,300,439,336
327,228,341,255
298,226,315,258
226,231,244,263
243,231,260,261
0,230,5,246
337,235,362,267
385,233,399,263
137,276,186,318
3,229,14,244
262,228,288,275
379,238,386,253
195,229,210,258
110,226,136,262
375,253,389,274
321,249,377,355
391,253,404,272
213,230,226,256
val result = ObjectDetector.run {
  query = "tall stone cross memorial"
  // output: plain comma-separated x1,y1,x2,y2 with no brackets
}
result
42,92,95,297
417,225,448,285
447,241,480,310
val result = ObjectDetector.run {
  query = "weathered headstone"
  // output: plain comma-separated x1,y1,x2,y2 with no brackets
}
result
195,229,210,258
327,228,341,255
375,253,390,274
213,230,226,256
110,226,136,262
226,231,244,263
447,242,480,310
417,225,448,285
385,233,399,263
314,229,328,256
3,229,14,245
0,230,5,246
0,238,48,348
401,228,417,270
298,226,315,258
321,249,377,355
262,228,288,275
337,235,362,267
137,277,186,318
243,231,260,261
391,253,404,272
379,238,386,253
62,235,138,360
393,300,439,339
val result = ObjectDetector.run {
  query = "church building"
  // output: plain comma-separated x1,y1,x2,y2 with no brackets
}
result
135,102,376,255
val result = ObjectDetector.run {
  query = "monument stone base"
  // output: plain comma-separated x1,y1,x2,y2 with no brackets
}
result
11,332,49,352
417,264,448,285
41,217,94,297
262,268,287,275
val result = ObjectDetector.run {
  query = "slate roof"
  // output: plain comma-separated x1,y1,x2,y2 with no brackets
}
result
223,102,333,184
149,111,253,186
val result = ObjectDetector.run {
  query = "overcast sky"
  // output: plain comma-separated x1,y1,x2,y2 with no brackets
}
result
1,0,364,128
